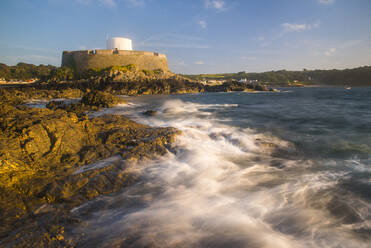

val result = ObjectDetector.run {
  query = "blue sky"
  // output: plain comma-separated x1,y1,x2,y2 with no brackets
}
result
1,0,370,74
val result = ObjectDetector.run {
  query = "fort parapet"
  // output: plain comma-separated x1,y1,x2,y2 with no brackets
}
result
62,49,168,73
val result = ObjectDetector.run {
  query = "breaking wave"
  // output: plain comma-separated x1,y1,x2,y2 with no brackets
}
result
73,97,371,248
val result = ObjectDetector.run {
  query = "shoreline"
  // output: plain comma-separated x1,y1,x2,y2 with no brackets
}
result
0,74,268,245
0,71,277,246
1,86,370,247
0,88,180,246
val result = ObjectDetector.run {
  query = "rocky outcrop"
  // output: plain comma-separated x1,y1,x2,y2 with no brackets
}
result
205,81,268,92
143,110,158,116
81,90,126,107
1,66,270,101
0,69,273,246
0,89,178,247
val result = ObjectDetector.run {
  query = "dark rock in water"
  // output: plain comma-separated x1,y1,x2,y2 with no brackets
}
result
204,80,270,93
269,159,286,169
143,110,158,116
254,84,268,91
325,195,363,224
46,100,65,109
46,99,99,114
81,90,126,108
47,91,127,114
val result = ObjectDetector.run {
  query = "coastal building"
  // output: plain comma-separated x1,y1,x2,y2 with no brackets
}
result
106,37,132,51
62,37,168,73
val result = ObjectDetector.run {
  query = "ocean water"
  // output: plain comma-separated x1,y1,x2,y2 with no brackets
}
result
73,87,371,247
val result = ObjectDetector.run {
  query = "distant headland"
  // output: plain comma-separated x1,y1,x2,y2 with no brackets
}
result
182,66,371,87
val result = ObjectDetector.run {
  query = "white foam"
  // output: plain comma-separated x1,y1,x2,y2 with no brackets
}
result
73,99,370,248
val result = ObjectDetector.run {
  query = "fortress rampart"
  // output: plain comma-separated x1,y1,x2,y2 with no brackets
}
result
62,49,168,73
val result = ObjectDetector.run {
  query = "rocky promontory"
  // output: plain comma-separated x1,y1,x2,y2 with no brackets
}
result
0,88,178,247
0,64,272,247
1,64,270,98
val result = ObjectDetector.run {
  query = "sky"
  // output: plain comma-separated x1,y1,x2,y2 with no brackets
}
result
1,0,371,74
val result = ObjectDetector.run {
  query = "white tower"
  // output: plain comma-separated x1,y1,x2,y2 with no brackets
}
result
106,37,133,50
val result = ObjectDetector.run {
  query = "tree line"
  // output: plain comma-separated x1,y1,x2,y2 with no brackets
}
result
0,63,74,81
183,66,371,86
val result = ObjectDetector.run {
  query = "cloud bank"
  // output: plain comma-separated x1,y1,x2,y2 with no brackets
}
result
199,20,207,29
318,0,335,5
205,0,226,11
282,22,320,32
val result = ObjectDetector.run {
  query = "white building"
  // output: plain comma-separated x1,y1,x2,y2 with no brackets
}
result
106,37,133,51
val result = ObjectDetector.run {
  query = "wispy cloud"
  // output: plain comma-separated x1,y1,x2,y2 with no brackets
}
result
339,39,363,49
324,47,336,56
318,0,335,5
260,42,271,48
199,20,207,29
76,0,91,4
240,56,257,60
173,60,186,66
126,0,145,7
194,61,205,65
282,22,320,32
0,43,58,54
205,0,226,11
76,0,117,7
141,43,210,49
140,33,206,42
137,33,210,49
99,0,116,7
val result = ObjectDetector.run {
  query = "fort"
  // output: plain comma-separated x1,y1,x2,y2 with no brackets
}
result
61,37,169,73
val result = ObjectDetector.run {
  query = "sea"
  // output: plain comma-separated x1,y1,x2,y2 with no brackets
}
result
73,87,371,247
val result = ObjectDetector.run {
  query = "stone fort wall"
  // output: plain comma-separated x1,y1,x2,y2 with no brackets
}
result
62,50,168,73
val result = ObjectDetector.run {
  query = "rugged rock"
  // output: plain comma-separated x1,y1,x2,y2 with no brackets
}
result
254,84,268,91
81,90,126,107
1,66,270,102
0,90,178,247
0,67,273,246
143,110,158,116
0,87,83,103
0,88,26,104
45,91,127,116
